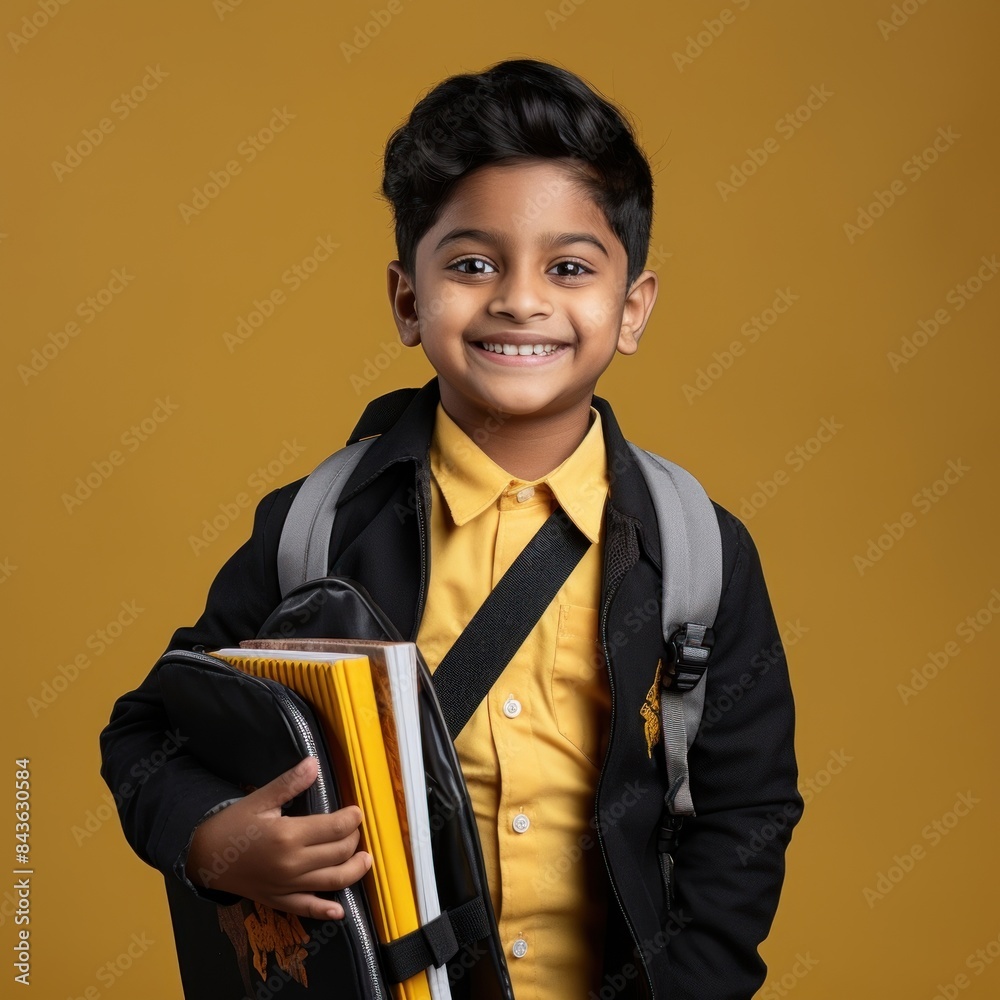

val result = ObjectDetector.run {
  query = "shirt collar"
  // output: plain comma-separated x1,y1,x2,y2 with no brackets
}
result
429,403,609,544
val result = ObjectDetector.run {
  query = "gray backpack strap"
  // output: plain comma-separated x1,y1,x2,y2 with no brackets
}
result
276,438,376,598
628,444,722,812
627,444,722,911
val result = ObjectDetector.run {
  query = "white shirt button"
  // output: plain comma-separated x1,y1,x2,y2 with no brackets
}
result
512,813,530,834
502,697,522,718
515,486,535,503
512,937,528,959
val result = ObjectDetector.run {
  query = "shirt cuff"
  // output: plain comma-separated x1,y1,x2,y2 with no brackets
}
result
171,796,245,906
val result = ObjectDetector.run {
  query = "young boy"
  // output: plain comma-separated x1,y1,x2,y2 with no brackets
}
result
101,58,802,1000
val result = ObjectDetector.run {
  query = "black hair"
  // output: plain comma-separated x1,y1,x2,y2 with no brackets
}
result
380,58,654,289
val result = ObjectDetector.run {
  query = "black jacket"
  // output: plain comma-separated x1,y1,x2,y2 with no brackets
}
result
100,378,802,1000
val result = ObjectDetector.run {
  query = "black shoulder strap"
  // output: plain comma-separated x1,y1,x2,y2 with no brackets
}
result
431,507,590,740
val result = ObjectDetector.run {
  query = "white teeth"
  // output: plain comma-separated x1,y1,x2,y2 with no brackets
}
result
481,342,559,355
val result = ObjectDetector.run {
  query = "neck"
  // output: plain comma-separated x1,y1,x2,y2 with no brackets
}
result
440,394,594,481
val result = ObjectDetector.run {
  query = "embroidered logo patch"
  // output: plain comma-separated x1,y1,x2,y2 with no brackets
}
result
640,660,662,758
218,899,311,995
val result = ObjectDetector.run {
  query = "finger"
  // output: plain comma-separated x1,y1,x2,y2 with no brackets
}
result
308,850,373,893
291,805,364,846
250,757,318,812
264,892,346,922
295,827,362,869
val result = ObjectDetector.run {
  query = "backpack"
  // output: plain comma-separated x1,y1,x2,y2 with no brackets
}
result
275,410,723,911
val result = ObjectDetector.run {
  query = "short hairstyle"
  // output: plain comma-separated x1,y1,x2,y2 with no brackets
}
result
381,58,654,289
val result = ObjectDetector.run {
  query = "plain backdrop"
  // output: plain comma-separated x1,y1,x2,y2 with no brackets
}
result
3,1,999,996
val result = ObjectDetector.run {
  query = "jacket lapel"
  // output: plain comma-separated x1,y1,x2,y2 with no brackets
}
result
339,378,441,505
591,393,662,572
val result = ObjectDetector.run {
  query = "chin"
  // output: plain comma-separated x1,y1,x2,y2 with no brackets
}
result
444,376,570,423
498,399,571,425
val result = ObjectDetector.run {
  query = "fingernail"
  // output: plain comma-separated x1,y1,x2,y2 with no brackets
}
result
363,853,373,870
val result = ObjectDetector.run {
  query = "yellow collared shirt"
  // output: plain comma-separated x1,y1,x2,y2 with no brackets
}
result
416,403,612,999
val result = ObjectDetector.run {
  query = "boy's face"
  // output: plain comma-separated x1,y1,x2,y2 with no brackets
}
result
386,159,657,432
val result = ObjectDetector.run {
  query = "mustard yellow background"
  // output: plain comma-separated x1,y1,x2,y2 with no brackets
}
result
3,1,998,996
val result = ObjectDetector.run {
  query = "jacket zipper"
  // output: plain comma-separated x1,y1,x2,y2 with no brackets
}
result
596,542,656,1000
272,687,385,1000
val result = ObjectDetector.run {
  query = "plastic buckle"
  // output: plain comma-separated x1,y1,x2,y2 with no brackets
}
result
664,622,714,692
657,813,684,854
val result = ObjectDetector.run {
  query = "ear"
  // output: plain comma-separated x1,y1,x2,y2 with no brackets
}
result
616,268,658,356
386,261,421,347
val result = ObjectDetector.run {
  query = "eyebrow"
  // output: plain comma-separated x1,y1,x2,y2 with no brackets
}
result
434,227,609,259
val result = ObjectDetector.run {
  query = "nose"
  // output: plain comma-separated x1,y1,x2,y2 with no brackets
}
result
486,263,554,323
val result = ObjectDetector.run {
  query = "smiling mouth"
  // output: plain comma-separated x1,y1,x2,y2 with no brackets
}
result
476,341,563,356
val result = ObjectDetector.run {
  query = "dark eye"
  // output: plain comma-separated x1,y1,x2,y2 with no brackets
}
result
551,260,592,279
450,257,496,275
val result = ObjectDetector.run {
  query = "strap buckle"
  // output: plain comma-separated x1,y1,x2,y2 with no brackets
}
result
657,812,684,854
657,812,683,911
664,622,714,692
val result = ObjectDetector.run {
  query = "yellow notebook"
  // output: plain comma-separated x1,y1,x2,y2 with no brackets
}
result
210,648,431,1000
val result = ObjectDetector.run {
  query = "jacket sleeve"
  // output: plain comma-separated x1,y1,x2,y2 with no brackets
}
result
666,506,804,1000
98,484,298,899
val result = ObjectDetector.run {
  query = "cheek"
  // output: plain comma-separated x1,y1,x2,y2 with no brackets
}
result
421,284,479,329
570,291,617,330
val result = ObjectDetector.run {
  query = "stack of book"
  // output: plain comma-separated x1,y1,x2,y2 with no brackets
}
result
161,637,456,1000
216,639,451,1000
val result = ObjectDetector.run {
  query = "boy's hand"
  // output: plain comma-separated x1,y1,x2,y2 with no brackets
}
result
185,756,372,920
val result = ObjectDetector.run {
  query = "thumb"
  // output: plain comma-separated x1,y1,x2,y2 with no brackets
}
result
251,756,318,812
